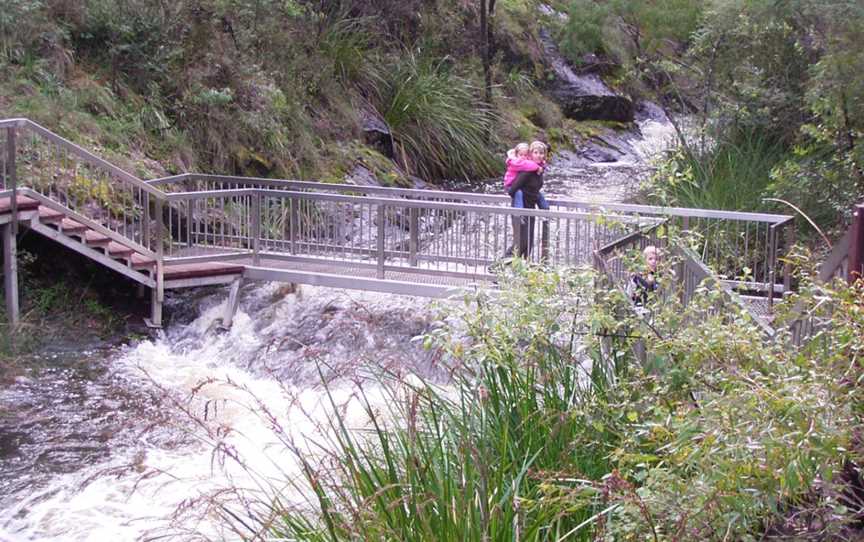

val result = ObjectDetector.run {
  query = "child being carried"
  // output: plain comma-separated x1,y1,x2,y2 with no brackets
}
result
503,141,550,210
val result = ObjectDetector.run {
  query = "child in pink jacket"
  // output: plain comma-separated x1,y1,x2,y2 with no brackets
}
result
504,141,549,210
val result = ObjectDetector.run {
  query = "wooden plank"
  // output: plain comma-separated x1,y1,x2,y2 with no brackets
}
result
0,196,39,214
82,229,111,245
163,261,246,281
106,241,134,257
60,218,87,233
129,253,156,269
37,206,64,223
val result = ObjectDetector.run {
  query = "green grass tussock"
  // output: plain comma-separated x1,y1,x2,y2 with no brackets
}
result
647,128,787,211
256,254,864,541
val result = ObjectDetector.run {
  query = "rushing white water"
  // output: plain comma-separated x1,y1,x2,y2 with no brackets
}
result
1,284,444,541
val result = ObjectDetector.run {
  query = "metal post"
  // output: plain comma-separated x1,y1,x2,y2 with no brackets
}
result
783,221,795,294
6,127,17,235
143,194,151,249
289,196,299,254
540,219,550,263
409,207,419,267
849,204,864,285
2,223,19,326
186,198,193,248
251,192,261,265
147,198,165,328
377,205,385,278
768,224,777,311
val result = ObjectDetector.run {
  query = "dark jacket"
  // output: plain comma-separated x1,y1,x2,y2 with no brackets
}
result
507,170,544,208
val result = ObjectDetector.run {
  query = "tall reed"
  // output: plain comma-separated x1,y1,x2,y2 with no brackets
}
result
651,127,786,211
268,266,614,541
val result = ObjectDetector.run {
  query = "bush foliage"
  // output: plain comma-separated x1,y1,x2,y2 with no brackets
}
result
257,259,864,541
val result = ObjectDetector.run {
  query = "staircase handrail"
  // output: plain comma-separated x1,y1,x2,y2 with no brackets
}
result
1,119,165,199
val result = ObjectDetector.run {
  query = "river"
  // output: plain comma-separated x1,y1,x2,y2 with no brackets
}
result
0,115,676,541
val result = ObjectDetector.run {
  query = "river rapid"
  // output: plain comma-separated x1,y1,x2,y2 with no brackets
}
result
0,115,676,542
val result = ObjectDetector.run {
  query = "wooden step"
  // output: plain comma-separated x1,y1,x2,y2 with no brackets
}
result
163,262,245,281
129,253,156,270
0,195,39,214
37,206,65,223
59,218,87,234
82,229,111,246
106,241,134,258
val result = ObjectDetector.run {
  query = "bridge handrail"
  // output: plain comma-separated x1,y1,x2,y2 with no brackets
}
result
149,172,794,223
594,232,775,362
152,172,795,292
164,187,663,224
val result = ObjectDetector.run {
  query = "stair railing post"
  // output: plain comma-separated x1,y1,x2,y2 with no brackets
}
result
768,223,777,311
251,191,261,265
850,203,864,285
2,222,19,327
143,193,151,248
150,197,165,327
6,126,17,235
377,204,386,278
409,206,419,267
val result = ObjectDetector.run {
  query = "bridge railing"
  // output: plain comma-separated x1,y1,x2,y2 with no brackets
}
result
0,119,165,258
162,187,655,280
594,230,775,365
150,173,794,298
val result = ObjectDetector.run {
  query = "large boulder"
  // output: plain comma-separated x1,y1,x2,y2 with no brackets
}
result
550,90,634,123
539,29,634,123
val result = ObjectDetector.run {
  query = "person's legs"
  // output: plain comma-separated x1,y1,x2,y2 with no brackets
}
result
511,189,525,208
537,192,549,210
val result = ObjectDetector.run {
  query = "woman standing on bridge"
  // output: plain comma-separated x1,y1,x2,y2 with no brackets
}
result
505,141,548,258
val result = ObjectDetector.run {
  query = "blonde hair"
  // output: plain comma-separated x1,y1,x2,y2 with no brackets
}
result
643,245,659,258
529,140,547,153
514,142,530,156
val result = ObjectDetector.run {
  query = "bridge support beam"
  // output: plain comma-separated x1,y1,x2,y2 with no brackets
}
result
2,223,19,326
146,286,162,328
219,277,244,330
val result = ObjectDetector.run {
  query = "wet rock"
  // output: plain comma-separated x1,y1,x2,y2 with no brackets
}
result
345,164,380,187
360,110,393,159
552,91,634,123
539,29,634,123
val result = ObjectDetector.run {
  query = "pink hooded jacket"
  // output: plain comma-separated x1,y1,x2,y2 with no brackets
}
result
503,157,542,188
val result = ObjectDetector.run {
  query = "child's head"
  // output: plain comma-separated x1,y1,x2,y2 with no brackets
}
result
529,140,547,163
514,142,530,158
643,245,659,272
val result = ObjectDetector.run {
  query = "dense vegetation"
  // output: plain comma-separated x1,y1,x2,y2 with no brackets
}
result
556,0,864,230
2,0,862,230
0,0,574,184
228,257,863,541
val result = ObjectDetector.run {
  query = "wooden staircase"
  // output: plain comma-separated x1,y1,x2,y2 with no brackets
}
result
1,195,244,327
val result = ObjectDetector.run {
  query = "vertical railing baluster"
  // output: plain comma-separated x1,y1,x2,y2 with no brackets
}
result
377,204,385,278
252,191,261,265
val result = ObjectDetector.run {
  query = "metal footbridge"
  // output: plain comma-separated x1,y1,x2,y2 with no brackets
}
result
0,118,803,332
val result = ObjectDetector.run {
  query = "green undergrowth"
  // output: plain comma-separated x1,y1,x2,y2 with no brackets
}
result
0,247,133,367
254,253,864,541
647,128,787,212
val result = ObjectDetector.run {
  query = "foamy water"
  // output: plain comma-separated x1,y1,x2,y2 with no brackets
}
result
0,285,442,541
